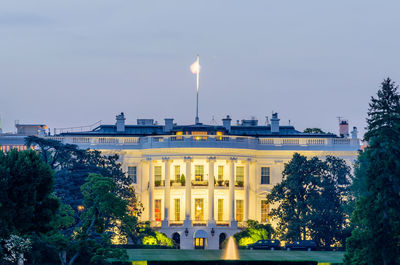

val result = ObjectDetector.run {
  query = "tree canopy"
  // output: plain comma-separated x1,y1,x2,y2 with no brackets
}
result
345,78,400,265
267,153,351,248
0,149,59,238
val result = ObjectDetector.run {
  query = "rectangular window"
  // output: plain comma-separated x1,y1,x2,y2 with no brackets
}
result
218,199,224,221
174,199,180,221
195,165,204,181
174,165,181,182
236,200,244,222
128,166,137,184
236,166,244,183
261,200,269,223
155,199,162,221
154,166,162,182
218,166,224,181
194,198,204,221
261,167,270,184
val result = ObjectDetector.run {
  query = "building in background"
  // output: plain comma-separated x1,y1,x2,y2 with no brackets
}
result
0,122,47,152
45,112,360,249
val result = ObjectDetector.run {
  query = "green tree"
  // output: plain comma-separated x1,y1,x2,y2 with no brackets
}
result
345,78,400,265
267,153,321,242
44,174,133,265
267,153,351,248
233,220,274,247
303,128,326,134
0,149,59,238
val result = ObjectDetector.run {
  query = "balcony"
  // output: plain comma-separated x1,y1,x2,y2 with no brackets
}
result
235,181,244,188
215,180,229,187
154,180,165,187
191,180,209,186
170,180,185,187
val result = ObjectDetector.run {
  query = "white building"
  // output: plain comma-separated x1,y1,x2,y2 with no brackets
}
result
46,112,359,250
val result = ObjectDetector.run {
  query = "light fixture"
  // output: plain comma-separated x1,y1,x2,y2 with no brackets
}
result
77,205,85,212
185,228,189,237
211,228,215,237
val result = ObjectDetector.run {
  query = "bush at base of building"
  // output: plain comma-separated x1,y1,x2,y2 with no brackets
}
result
142,232,177,248
232,220,274,248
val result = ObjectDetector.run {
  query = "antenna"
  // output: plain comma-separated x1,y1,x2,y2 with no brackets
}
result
265,116,269,125
337,116,343,123
289,119,291,125
210,115,217,125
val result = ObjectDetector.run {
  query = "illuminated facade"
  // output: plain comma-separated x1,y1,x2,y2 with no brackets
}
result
47,112,359,249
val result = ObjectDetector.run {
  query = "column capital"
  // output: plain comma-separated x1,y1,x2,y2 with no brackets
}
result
208,156,216,162
230,157,238,161
162,156,171,162
146,157,152,162
184,156,192,162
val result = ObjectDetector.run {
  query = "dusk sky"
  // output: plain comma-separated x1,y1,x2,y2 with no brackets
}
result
1,1,400,136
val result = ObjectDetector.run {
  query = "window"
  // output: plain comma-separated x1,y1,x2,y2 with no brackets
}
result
236,166,244,183
155,199,162,221
261,167,270,184
195,165,204,181
236,200,244,222
218,199,224,221
128,166,137,183
174,165,181,182
174,199,180,221
154,166,162,182
218,166,224,181
195,199,204,221
261,200,269,223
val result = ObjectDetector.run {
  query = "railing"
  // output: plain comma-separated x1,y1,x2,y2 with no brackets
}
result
45,135,359,149
169,221,183,226
154,180,165,187
215,180,229,187
193,221,207,226
170,180,185,187
191,180,209,186
216,221,230,226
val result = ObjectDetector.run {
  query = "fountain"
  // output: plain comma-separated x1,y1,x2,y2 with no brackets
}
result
222,236,239,260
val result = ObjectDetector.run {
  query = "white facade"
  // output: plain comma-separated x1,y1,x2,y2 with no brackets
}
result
47,134,359,249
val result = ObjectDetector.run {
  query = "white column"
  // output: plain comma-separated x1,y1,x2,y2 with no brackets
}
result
208,157,216,225
147,158,154,222
184,157,192,226
229,157,237,227
244,159,250,222
162,157,170,227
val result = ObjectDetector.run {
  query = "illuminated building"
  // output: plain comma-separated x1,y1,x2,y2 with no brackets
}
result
49,112,360,249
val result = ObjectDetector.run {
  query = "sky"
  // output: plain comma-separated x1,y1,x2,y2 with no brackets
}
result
1,1,400,137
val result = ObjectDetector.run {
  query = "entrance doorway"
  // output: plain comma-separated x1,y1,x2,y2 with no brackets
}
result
219,233,227,249
194,229,208,249
194,238,205,249
172,232,180,249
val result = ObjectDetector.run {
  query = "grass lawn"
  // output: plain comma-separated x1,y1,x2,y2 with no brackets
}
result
127,249,345,263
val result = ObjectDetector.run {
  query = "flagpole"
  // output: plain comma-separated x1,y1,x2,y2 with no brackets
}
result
195,55,200,124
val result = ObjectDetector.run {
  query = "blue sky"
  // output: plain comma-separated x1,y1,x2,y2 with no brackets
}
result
1,1,400,136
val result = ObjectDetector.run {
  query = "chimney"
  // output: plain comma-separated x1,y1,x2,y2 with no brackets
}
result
116,112,126,132
164,118,174,133
222,115,232,132
339,119,349,138
271,112,280,133
351,126,358,139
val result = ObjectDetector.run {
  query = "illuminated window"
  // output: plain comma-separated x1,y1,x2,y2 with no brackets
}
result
174,165,181,182
195,238,205,249
194,199,204,221
218,166,224,181
236,200,243,222
154,166,162,182
261,200,269,223
174,199,180,221
128,166,137,183
218,199,224,221
155,199,162,221
236,166,244,183
261,167,270,184
195,165,204,181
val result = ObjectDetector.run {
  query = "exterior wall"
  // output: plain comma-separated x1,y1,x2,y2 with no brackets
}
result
99,146,358,249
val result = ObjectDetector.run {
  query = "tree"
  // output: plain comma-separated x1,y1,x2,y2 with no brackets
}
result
303,128,326,134
345,78,400,265
267,153,321,242
267,153,351,248
25,136,137,210
0,149,59,238
233,220,274,247
44,174,133,265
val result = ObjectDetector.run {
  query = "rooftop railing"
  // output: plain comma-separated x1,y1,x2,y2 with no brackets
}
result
45,135,359,150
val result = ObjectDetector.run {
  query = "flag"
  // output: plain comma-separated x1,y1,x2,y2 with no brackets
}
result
190,56,201,74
